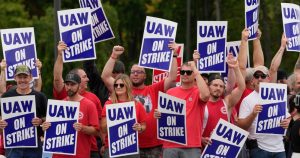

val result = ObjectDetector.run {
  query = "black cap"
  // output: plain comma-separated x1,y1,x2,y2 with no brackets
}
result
208,73,224,83
64,73,81,84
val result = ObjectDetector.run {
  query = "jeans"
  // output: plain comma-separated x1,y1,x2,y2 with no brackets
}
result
6,141,42,158
250,147,286,158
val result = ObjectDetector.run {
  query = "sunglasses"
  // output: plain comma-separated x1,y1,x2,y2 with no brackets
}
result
180,70,193,76
114,83,125,88
130,70,145,75
253,73,267,79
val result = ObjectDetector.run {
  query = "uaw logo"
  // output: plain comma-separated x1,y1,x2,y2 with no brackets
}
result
79,111,84,120
221,106,227,115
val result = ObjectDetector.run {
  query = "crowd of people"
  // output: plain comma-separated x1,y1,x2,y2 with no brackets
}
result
0,27,299,158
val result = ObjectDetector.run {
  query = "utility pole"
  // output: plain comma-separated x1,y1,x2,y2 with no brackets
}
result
54,0,61,59
186,0,191,60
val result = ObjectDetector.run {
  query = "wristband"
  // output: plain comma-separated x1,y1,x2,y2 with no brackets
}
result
173,55,178,58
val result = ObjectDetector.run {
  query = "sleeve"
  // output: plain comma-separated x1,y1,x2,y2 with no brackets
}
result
101,100,112,118
151,80,165,93
53,86,67,100
40,92,48,118
239,98,251,119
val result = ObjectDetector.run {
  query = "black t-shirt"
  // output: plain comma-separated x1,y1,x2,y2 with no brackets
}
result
1,88,47,137
291,119,300,152
83,60,109,106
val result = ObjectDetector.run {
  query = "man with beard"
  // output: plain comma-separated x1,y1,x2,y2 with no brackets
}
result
53,41,102,158
201,54,245,146
101,42,178,158
43,73,99,158
237,65,290,158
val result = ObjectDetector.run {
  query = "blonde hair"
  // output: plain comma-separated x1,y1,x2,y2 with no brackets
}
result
110,74,134,103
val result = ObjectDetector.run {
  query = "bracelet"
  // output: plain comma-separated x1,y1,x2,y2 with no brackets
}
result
173,55,178,58
110,54,118,60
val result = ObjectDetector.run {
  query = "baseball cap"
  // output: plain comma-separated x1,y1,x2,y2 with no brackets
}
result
208,73,224,83
14,65,31,76
64,73,81,84
253,65,269,75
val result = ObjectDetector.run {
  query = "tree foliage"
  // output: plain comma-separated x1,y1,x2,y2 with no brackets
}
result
0,0,299,97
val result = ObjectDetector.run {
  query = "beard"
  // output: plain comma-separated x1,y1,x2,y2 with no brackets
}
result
132,79,145,87
67,86,79,97
67,90,76,97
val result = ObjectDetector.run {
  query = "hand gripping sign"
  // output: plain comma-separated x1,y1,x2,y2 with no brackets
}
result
0,27,39,81
197,21,227,73
201,119,249,158
255,83,288,135
43,99,79,155
106,101,139,158
0,95,37,148
57,8,96,62
79,0,115,43
245,0,260,40
157,92,187,145
281,3,300,52
139,16,178,71
152,44,184,85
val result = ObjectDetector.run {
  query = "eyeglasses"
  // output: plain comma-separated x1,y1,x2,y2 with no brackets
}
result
130,70,145,75
114,83,125,88
253,73,267,79
180,70,193,76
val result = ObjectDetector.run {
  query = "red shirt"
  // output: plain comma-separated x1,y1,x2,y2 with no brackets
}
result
131,81,165,148
101,100,147,148
53,87,102,151
163,86,207,148
203,99,236,138
53,98,99,158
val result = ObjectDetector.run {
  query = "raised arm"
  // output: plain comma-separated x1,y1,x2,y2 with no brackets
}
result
0,59,7,96
253,28,264,67
53,41,67,92
190,61,210,102
225,53,245,109
164,41,178,91
225,63,236,96
101,46,124,92
238,28,249,78
33,59,42,92
269,34,287,83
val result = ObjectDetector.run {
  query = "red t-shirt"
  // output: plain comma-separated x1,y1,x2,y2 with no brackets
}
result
101,100,147,148
234,88,253,116
53,98,99,158
163,86,207,148
0,134,4,155
203,99,236,138
131,81,165,148
53,86,102,151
